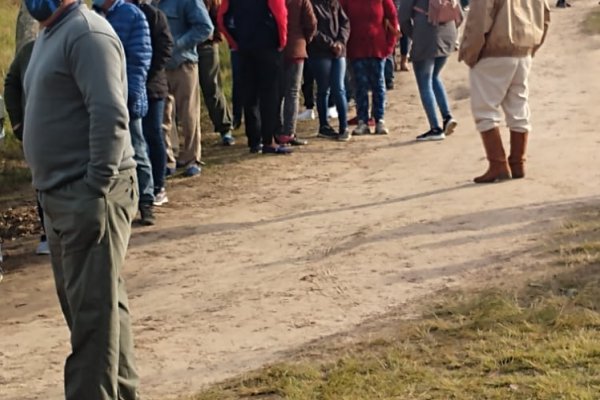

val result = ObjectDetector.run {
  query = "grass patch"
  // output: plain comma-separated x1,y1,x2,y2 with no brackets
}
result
584,9,600,35
1,0,29,196
0,0,18,94
188,209,600,400
0,130,30,198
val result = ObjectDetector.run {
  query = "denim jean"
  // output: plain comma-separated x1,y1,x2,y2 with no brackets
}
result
309,57,348,133
400,35,410,56
302,61,335,110
413,56,452,130
385,55,394,86
129,118,155,204
352,58,386,122
142,99,166,194
281,61,304,135
345,63,355,102
230,50,243,124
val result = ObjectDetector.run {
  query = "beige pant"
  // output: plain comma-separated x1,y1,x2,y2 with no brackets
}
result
163,62,201,168
469,56,532,133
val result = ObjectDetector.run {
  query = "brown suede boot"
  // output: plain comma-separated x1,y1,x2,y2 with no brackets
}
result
474,128,512,184
508,130,529,179
400,55,410,71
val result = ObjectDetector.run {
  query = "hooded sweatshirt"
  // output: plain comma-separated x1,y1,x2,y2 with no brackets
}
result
306,0,350,58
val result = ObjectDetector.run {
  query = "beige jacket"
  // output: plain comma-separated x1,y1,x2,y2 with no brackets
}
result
459,0,550,67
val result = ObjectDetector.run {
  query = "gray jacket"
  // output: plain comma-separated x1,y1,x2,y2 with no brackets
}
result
399,0,458,63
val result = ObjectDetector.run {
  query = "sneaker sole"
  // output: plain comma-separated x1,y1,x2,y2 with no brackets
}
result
153,199,169,206
183,169,201,177
416,135,446,142
444,121,458,136
296,114,315,121
317,133,338,140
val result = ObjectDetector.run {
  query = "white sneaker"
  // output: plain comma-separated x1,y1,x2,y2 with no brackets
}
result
153,188,169,206
296,108,315,121
327,106,338,119
36,240,50,255
353,121,371,136
375,120,389,135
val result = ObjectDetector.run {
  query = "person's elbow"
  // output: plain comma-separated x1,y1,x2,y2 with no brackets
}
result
202,23,214,42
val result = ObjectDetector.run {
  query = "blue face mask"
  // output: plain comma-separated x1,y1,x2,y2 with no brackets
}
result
91,0,105,7
24,0,61,21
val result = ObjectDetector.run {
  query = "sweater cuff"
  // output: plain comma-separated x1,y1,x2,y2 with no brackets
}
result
85,170,111,196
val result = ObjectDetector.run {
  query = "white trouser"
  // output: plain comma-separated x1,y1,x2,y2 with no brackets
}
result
469,56,532,133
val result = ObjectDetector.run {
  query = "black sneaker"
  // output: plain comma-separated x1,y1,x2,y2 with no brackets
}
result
416,128,445,142
139,204,156,226
249,144,263,154
317,125,338,140
443,116,458,136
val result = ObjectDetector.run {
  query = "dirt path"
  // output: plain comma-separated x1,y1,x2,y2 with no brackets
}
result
2,3,600,399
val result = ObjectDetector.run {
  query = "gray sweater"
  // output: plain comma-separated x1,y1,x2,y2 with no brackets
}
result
23,5,135,194
399,0,458,63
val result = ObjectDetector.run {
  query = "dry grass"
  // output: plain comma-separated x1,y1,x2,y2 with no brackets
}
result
0,0,30,197
187,208,600,400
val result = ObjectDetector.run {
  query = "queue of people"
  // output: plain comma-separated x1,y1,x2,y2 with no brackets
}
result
1,0,550,398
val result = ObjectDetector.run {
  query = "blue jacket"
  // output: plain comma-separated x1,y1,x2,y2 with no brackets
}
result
157,0,214,69
106,0,152,119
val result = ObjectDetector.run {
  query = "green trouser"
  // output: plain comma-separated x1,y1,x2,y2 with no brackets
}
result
40,170,140,400
198,43,233,134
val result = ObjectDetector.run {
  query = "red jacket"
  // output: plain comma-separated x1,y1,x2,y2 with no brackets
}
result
218,0,288,51
339,0,399,60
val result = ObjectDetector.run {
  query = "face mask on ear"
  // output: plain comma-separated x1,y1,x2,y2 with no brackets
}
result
24,0,61,22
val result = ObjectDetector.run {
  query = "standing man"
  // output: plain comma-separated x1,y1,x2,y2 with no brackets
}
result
93,0,155,224
198,0,236,146
22,0,141,398
158,0,213,177
459,0,550,183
